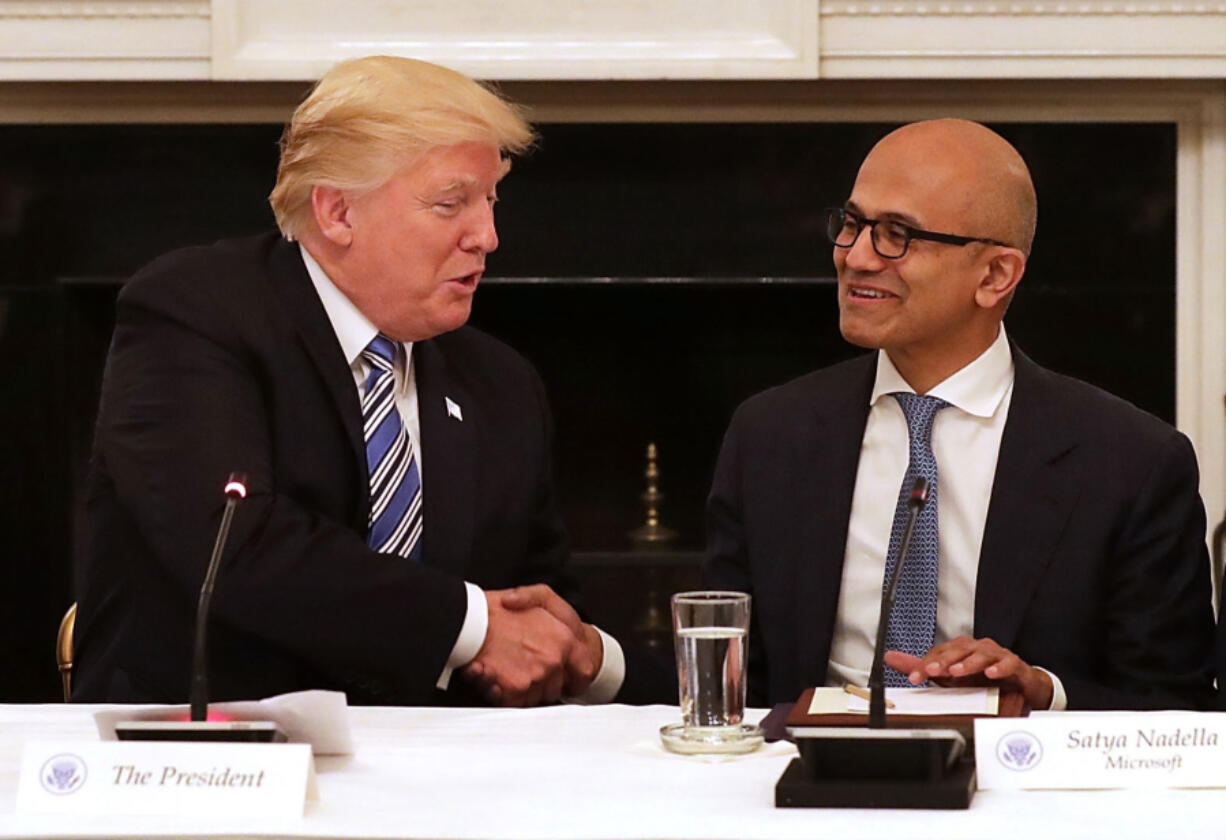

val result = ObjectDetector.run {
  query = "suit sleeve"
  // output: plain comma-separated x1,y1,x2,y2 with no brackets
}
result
1062,431,1215,710
703,409,772,708
96,277,467,704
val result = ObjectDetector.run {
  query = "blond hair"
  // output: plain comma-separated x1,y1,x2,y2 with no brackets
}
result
269,55,535,239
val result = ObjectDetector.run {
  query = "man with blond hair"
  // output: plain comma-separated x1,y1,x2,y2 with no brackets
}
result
706,119,1215,711
74,56,662,707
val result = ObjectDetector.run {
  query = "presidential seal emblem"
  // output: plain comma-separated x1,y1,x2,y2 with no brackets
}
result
40,753,87,795
996,731,1042,771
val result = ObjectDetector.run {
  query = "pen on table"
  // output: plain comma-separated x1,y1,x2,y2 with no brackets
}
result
843,683,895,709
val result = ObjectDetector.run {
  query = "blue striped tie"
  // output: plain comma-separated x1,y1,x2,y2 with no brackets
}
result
882,392,948,687
361,335,423,562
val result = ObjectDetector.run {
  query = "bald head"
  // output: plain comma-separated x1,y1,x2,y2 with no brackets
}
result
862,119,1037,255
836,119,1035,390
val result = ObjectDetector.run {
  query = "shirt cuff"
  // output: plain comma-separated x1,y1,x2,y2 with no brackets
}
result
436,582,488,691
1035,667,1068,711
567,626,626,705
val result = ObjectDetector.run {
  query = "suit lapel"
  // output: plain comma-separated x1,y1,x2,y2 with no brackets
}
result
974,348,1081,647
794,355,876,689
267,239,368,499
414,339,475,577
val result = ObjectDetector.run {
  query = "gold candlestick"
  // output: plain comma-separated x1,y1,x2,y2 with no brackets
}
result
629,442,678,548
629,442,679,649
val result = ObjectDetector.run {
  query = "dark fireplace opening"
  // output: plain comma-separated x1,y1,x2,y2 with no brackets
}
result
0,121,1176,699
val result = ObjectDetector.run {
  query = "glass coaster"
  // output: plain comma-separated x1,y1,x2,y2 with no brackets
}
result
659,723,765,755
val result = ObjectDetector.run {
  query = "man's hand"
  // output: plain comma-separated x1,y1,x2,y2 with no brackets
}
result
883,635,1054,710
462,591,592,707
498,584,603,696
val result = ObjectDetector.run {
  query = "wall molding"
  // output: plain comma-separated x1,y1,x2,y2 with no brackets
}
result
0,2,207,18
0,0,208,79
818,2,1226,78
821,2,1226,15
211,0,820,81
2,1,1226,80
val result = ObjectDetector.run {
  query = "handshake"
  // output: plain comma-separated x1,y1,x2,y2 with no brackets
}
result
461,584,604,707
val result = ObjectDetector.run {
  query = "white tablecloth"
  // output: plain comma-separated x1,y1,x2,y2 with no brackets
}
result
2,702,1224,839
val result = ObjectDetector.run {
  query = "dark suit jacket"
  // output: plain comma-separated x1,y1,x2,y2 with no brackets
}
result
705,346,1216,710
74,232,667,706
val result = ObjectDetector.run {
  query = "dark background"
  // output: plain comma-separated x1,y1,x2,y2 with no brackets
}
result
0,122,1176,700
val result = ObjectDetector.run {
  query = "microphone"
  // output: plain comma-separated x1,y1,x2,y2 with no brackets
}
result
190,472,248,722
115,472,285,743
777,475,974,809
868,476,929,729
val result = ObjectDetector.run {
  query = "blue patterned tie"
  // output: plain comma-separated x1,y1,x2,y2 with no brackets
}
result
361,335,423,562
882,392,949,686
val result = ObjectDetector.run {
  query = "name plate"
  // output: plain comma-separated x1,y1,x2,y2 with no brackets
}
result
17,740,315,817
975,713,1226,790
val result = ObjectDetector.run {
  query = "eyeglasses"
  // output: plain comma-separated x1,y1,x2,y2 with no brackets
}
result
824,207,1011,260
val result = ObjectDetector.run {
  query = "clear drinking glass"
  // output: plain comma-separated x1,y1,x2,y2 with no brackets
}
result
660,591,763,754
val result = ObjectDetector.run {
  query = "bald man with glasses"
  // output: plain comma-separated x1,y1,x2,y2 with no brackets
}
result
705,119,1215,712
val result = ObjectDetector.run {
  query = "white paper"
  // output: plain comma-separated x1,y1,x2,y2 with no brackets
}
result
807,686,999,716
93,689,352,755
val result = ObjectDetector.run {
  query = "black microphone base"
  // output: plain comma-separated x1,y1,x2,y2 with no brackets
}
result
114,721,287,743
776,757,975,809
777,727,974,809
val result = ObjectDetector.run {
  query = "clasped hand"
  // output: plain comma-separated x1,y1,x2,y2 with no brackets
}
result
884,635,1054,710
462,585,603,707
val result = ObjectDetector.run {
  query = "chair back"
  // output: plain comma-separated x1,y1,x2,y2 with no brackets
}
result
56,603,77,702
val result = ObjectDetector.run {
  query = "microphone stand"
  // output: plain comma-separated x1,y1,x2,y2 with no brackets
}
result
115,472,285,743
190,473,248,722
775,477,976,809
869,477,929,729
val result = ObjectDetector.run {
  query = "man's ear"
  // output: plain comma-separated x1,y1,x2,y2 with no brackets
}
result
310,185,353,247
974,248,1026,310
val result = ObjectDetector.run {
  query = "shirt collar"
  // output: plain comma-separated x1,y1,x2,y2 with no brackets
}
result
299,243,413,368
869,326,1014,419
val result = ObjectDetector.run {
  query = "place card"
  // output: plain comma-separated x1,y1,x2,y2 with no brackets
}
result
976,712,1226,790
16,740,315,817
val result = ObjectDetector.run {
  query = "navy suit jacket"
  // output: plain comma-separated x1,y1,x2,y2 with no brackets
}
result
705,347,1215,710
74,233,669,706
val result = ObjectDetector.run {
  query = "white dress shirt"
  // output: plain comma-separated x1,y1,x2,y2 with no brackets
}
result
826,326,1066,710
300,245,623,702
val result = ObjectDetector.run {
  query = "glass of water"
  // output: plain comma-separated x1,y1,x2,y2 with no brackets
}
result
660,591,763,754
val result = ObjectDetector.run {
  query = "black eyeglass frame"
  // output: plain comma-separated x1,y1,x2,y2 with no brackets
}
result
824,206,1012,260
